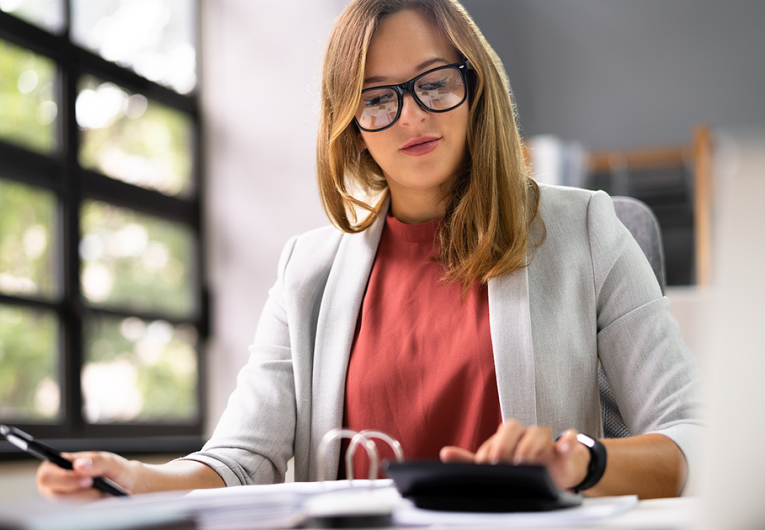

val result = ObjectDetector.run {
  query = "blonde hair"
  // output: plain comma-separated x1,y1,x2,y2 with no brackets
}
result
317,0,544,287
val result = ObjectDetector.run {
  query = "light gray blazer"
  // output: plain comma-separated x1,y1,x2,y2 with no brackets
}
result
184,185,702,486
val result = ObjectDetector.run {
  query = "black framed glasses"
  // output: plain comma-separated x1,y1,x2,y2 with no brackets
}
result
354,60,469,132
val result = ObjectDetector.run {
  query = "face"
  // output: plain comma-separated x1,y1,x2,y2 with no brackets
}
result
358,9,469,219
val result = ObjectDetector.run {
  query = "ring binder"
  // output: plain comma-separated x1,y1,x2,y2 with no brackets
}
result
316,428,405,483
317,429,375,482
345,430,405,482
304,429,406,528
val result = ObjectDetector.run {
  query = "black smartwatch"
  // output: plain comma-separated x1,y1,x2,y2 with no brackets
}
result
570,433,607,493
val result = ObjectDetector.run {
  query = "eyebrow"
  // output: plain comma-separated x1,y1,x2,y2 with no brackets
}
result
363,57,451,85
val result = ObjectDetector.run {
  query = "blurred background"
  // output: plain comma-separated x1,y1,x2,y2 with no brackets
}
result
0,0,763,519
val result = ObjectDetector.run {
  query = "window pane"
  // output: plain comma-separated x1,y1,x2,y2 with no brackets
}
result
71,0,197,94
0,304,60,422
0,178,58,299
80,200,196,317
0,0,65,34
0,38,58,154
83,315,198,423
77,76,194,197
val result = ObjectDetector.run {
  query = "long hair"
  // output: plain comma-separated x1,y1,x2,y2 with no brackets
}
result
317,0,544,287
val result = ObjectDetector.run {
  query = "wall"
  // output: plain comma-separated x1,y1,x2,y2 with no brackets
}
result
461,0,765,150
200,0,348,433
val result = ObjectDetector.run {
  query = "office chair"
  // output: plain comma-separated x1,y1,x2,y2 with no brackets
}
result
599,196,666,438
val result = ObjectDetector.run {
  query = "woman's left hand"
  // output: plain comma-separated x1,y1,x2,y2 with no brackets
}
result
439,420,591,491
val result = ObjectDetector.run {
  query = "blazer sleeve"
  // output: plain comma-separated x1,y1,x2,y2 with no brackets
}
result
588,191,704,486
179,236,299,486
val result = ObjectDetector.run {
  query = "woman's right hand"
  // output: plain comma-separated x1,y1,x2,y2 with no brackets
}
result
37,451,138,501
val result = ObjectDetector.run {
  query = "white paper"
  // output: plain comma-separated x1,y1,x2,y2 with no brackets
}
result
392,495,639,528
85,481,637,530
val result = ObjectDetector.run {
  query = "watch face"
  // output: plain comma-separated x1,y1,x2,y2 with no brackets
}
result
576,433,596,448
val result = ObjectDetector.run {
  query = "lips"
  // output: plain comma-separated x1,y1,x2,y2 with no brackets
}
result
400,136,440,156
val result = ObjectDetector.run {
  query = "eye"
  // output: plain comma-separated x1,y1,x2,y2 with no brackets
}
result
418,76,450,91
364,92,394,107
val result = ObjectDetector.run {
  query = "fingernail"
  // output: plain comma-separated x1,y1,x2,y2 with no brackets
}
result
79,477,93,488
75,458,93,469
512,455,522,465
560,442,571,453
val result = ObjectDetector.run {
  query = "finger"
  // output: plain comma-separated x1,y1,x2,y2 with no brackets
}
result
68,451,130,485
37,461,94,498
47,487,107,503
547,429,590,490
555,429,579,456
512,426,554,465
474,433,497,463
68,452,113,477
38,451,132,499
480,420,526,464
57,451,103,477
439,446,476,463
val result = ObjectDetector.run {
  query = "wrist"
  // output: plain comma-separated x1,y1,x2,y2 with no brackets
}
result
570,440,591,489
128,459,152,494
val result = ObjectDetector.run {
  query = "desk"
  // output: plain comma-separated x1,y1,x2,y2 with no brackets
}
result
570,497,697,529
0,487,700,530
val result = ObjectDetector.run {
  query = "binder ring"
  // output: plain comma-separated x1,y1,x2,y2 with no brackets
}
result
346,430,404,481
316,428,379,483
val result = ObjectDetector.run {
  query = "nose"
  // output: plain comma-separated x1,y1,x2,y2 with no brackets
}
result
397,92,429,127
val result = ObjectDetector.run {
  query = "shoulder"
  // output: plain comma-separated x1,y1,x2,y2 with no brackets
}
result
537,183,614,226
536,183,619,245
278,224,344,285
288,224,344,258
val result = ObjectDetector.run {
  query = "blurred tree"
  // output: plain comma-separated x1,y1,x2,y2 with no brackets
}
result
78,76,193,197
80,200,195,318
0,178,57,299
0,305,58,421
0,38,57,154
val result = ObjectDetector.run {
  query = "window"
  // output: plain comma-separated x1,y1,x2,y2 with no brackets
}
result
0,0,206,453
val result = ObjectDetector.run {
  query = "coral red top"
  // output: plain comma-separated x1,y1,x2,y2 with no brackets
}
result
343,212,502,479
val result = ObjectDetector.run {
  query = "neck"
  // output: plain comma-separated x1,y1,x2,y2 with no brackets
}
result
387,182,450,224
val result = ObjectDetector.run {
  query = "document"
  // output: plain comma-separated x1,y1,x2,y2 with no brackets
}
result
93,479,399,530
393,494,638,527
0,480,638,529
94,480,637,529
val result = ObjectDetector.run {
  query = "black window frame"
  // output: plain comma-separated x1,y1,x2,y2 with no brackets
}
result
0,1,209,458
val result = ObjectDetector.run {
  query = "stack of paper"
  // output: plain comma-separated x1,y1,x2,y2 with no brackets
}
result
1,480,639,529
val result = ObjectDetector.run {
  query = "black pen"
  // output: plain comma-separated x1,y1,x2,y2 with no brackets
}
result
0,424,129,497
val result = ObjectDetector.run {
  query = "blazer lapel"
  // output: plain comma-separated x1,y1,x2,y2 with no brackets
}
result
309,211,386,480
488,266,538,427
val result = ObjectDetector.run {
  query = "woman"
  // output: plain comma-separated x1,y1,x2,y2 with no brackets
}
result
38,0,701,500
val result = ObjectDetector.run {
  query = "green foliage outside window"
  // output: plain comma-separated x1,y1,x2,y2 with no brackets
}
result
83,315,198,423
0,38,57,154
80,200,196,318
0,178,58,299
78,76,194,197
0,305,59,421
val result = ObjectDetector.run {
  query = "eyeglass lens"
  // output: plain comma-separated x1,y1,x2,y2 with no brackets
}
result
356,66,466,131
